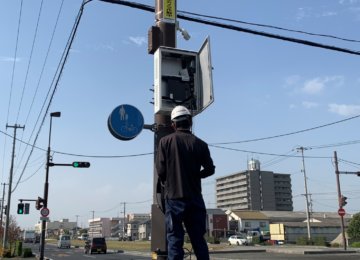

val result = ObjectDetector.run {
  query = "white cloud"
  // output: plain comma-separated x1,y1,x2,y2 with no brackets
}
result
101,44,115,51
302,101,319,109
128,36,146,47
0,56,21,62
339,0,359,5
302,78,325,94
320,11,337,17
328,103,360,116
284,75,301,87
296,7,311,21
301,76,344,95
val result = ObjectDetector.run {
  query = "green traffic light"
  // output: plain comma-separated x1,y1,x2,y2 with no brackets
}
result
72,161,90,168
17,203,24,214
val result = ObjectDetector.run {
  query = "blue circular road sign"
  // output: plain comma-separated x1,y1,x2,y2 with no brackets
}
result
108,104,144,141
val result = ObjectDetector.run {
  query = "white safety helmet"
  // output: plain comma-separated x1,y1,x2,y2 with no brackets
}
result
171,105,191,121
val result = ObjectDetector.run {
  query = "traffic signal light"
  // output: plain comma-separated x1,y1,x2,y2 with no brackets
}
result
72,162,90,168
340,195,348,207
36,197,44,210
24,203,30,214
17,203,24,214
4,205,7,215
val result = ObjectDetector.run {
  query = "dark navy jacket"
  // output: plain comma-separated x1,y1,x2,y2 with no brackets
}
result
156,129,215,199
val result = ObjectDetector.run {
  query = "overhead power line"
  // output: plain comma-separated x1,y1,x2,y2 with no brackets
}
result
211,114,360,145
15,0,44,123
6,0,23,124
14,0,65,178
100,0,360,56
180,10,360,43
12,0,85,192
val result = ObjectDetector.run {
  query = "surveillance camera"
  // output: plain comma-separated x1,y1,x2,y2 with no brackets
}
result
181,29,191,41
176,21,191,41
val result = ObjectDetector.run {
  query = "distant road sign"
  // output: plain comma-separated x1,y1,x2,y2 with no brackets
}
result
40,207,50,217
108,104,144,141
338,208,346,216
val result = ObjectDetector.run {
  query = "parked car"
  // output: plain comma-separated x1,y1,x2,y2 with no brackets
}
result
247,230,270,242
90,237,107,254
78,233,89,240
33,234,40,244
228,235,248,246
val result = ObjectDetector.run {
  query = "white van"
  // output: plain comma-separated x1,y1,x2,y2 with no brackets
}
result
57,234,71,248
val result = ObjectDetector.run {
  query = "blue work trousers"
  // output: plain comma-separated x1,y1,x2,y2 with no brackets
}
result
165,196,209,260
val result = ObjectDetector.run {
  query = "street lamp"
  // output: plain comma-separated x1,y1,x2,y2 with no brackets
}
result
40,112,61,260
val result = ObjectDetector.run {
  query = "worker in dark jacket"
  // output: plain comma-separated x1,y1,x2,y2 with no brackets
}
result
156,105,215,260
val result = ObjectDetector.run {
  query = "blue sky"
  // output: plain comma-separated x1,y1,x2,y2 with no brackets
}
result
1,0,359,229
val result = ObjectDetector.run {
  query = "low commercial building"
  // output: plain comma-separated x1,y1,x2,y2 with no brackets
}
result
226,210,352,243
126,220,140,240
206,209,228,238
138,219,152,240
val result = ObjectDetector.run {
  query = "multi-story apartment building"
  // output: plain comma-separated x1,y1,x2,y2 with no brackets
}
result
216,160,293,211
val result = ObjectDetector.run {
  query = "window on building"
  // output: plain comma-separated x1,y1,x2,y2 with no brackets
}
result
245,222,251,228
260,222,266,228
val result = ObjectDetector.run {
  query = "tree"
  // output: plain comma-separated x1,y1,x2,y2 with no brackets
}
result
347,212,360,241
0,215,22,243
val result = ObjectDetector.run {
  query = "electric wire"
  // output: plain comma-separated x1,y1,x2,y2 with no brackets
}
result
261,150,298,169
0,128,152,159
100,0,360,56
92,199,152,214
14,0,65,177
6,0,23,125
5,0,360,188
14,0,45,175
24,0,65,127
1,0,23,183
17,161,45,184
338,159,360,168
308,140,360,150
210,114,360,145
179,10,360,43
15,0,44,123
209,144,331,159
12,1,86,193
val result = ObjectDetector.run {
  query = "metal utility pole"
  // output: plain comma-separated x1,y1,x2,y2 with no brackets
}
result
296,146,311,240
2,124,25,249
148,1,177,258
75,215,80,238
333,151,347,250
121,202,126,238
40,112,60,260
